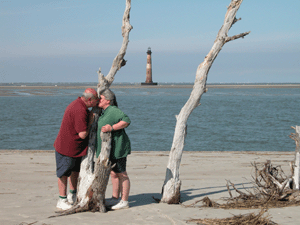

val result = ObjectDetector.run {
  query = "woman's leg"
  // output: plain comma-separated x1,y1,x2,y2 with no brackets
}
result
110,170,120,199
69,171,79,191
118,171,130,201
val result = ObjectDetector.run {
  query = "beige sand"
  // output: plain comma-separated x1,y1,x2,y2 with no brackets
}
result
0,150,299,225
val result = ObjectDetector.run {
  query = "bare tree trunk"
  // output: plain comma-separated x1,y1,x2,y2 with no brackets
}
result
49,132,112,217
89,132,113,213
290,126,300,189
51,0,132,217
161,0,250,204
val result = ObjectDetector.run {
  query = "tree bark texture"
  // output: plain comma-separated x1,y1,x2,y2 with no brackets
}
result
290,126,300,190
51,0,132,217
78,0,132,210
49,132,112,217
161,0,250,204
97,0,133,94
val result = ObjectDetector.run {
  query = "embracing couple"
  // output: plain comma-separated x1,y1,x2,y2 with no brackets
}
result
54,88,131,211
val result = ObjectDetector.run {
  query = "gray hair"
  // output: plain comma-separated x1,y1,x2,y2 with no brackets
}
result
100,89,118,107
82,92,96,100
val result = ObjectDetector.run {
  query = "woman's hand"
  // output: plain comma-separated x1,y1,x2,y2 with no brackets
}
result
101,124,113,132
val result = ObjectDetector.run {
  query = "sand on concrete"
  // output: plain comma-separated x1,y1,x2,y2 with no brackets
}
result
0,150,299,225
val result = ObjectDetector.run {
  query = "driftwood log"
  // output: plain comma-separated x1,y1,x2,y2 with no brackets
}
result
185,126,300,210
290,125,300,189
49,132,112,218
74,0,132,214
187,209,278,225
161,0,250,204
73,0,132,212
49,0,132,217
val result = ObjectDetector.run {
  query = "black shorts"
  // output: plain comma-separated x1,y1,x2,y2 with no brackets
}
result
111,157,127,173
55,151,82,178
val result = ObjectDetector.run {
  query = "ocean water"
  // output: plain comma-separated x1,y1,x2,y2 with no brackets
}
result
0,86,300,152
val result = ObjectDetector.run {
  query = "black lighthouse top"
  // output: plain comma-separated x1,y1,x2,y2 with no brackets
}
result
147,47,152,55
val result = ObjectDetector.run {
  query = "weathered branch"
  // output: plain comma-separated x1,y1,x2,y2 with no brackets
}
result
75,0,132,215
226,181,233,198
161,0,249,204
103,0,132,87
50,0,132,217
225,31,251,43
290,126,300,189
232,17,241,25
49,132,112,218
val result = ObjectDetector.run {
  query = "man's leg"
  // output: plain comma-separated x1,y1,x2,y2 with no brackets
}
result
58,176,68,197
57,176,72,210
69,171,79,191
55,151,73,210
67,159,81,205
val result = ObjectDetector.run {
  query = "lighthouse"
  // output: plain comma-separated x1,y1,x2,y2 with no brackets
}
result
141,47,157,85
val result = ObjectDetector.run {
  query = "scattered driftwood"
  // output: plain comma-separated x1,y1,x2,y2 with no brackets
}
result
49,132,112,218
187,161,300,210
290,125,300,189
221,161,300,209
185,126,300,210
161,0,250,204
187,209,278,225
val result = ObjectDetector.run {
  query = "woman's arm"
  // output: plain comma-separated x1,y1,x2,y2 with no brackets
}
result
101,121,129,133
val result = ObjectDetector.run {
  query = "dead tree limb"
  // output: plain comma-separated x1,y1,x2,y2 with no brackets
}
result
51,0,132,217
79,0,132,208
161,0,250,204
97,0,133,93
290,125,300,189
187,128,300,210
225,31,251,43
49,132,112,217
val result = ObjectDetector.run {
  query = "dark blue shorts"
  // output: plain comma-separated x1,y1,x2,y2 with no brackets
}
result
55,151,82,178
111,157,127,173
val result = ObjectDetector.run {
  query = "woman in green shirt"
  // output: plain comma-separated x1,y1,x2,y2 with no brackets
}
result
96,89,131,210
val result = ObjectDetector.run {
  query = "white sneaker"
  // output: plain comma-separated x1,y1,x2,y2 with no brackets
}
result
105,197,120,207
56,198,72,210
111,200,129,210
67,192,76,205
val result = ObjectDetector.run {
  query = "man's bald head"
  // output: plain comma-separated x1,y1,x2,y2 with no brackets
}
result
83,88,98,99
81,88,99,108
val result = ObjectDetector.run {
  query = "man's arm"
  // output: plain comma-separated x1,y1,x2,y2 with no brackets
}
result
78,112,95,139
78,131,88,139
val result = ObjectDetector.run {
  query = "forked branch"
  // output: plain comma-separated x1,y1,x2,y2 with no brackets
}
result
103,0,133,88
161,0,250,204
225,31,251,43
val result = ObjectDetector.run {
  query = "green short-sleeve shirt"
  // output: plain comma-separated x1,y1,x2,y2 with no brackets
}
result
96,106,131,160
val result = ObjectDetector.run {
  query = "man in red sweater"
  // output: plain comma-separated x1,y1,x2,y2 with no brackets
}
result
54,88,99,210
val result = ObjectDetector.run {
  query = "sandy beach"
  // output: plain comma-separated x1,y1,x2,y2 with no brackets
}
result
1,150,300,225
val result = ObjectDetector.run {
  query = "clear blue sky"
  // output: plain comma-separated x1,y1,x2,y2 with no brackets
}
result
1,0,299,84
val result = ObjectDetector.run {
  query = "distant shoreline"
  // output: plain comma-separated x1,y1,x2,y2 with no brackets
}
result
1,83,300,89
1,83,299,97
